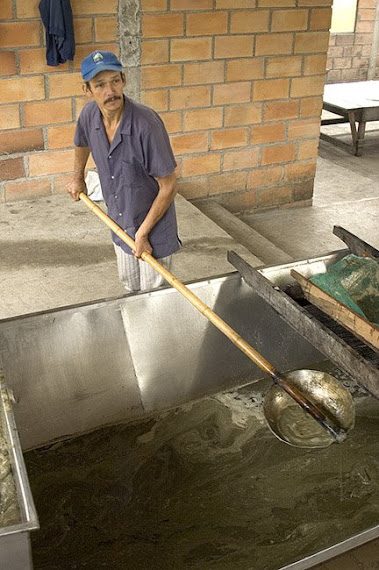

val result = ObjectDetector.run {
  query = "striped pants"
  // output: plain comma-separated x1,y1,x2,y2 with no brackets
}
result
113,243,172,293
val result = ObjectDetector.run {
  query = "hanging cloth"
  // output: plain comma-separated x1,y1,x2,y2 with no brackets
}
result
39,0,75,66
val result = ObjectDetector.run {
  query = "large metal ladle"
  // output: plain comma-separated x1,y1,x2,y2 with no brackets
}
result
79,193,354,447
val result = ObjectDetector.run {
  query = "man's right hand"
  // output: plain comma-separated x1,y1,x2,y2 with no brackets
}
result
67,177,87,201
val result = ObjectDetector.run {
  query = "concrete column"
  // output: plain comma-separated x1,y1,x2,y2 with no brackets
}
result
119,0,141,101
368,0,379,79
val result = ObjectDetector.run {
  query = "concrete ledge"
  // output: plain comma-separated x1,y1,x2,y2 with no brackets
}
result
194,200,293,266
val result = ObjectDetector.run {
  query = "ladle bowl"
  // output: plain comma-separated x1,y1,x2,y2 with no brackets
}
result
263,369,355,449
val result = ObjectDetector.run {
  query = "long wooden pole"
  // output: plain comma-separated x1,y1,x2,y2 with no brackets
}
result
80,193,346,443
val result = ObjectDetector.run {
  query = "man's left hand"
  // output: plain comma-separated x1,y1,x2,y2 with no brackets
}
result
134,231,153,258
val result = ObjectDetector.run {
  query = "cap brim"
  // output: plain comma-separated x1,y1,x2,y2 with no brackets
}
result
83,64,122,81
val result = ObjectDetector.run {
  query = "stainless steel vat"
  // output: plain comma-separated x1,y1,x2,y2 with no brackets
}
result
0,378,39,570
0,255,377,569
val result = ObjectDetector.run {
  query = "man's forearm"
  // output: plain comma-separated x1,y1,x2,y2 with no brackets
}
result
138,172,178,237
73,146,90,181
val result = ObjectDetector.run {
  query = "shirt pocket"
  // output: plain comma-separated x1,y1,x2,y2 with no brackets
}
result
121,161,146,188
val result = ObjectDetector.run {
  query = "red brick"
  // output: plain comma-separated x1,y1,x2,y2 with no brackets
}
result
290,75,325,97
183,108,224,131
0,157,25,181
301,96,323,117
248,165,283,188
0,129,44,155
5,178,51,201
217,0,255,7
304,53,327,75
0,22,40,47
141,65,181,89
297,138,319,160
0,104,20,130
310,8,332,30
160,112,181,133
140,89,169,112
210,128,248,150
261,143,295,165
187,12,228,35
0,52,16,75
28,150,75,177
225,103,262,127
266,56,302,78
0,0,12,19
170,132,208,155
223,148,259,171
227,58,265,81
213,82,251,106
75,97,90,118
230,10,270,33
214,36,254,59
250,123,286,144
298,0,332,5
294,31,330,53
24,99,73,127
15,0,39,18
264,100,300,121
257,185,292,208
253,79,290,101
209,171,248,196
216,189,257,214
0,76,45,103
288,118,321,139
20,49,69,74
171,0,212,8
255,33,293,56
142,0,167,10
73,0,117,15
271,10,308,31
258,0,296,6
73,18,93,44
141,40,169,64
285,161,317,181
171,38,212,62
184,61,225,85
170,86,211,110
182,153,220,177
142,14,184,38
47,124,76,149
355,20,374,34
48,73,87,98
95,17,118,42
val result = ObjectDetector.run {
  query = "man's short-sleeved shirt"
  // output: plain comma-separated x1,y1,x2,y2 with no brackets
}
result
74,96,180,258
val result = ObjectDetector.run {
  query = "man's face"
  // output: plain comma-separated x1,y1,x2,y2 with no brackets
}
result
85,70,126,112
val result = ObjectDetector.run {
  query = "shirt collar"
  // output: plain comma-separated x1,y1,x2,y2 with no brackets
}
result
93,95,132,135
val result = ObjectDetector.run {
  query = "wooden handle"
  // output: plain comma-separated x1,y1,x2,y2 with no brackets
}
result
80,193,344,440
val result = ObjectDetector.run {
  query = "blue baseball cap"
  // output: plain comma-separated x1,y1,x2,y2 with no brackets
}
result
81,51,122,81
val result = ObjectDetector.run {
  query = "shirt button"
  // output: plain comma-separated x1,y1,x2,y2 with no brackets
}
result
108,155,112,159
111,176,114,179
119,213,122,217
114,195,118,199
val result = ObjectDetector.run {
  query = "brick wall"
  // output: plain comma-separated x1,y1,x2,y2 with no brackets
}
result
1,0,333,212
326,0,378,82
0,0,118,202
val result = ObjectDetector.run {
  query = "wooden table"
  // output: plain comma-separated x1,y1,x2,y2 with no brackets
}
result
321,80,379,156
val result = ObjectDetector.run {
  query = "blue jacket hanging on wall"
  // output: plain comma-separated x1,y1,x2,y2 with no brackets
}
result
39,0,75,66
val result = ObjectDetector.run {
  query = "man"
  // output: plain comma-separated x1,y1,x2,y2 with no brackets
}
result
67,50,180,292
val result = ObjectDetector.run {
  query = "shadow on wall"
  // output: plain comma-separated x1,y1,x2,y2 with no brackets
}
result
0,240,114,269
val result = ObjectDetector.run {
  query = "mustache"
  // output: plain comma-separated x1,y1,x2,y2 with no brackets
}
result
104,95,121,104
